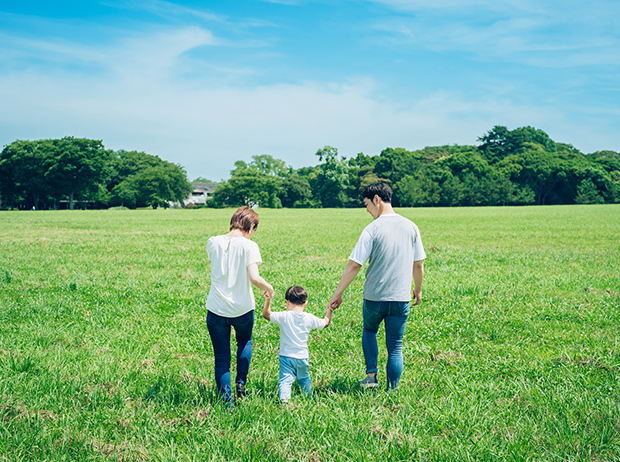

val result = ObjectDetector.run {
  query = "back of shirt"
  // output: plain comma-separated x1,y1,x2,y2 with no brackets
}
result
349,215,425,302
270,311,326,359
206,235,262,317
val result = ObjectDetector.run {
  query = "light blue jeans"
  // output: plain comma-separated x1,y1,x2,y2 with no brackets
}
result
278,355,312,400
362,299,409,390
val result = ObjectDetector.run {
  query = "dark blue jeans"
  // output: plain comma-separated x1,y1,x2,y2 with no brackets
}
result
362,300,409,390
206,310,254,403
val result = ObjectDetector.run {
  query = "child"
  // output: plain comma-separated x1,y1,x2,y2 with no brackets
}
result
263,285,333,403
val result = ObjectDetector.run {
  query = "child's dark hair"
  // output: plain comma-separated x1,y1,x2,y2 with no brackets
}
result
285,285,308,305
363,182,392,203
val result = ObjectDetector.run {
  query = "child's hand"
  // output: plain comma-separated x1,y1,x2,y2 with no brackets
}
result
263,290,273,300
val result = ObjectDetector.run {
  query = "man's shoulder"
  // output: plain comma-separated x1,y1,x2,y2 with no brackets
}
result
369,214,415,230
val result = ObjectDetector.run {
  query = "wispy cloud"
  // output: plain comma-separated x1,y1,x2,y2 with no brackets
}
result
368,0,620,68
1,0,618,180
103,0,222,23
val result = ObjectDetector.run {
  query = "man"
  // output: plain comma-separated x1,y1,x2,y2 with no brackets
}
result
329,182,425,391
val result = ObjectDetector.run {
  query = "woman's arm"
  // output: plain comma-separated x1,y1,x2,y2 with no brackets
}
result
248,262,274,298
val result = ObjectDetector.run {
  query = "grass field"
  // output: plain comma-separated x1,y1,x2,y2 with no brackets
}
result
1,205,619,461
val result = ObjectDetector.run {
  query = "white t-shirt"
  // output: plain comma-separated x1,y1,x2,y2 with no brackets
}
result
349,213,426,302
270,311,326,359
205,235,262,318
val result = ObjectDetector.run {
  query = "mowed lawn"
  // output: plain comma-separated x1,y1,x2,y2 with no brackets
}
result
1,205,619,461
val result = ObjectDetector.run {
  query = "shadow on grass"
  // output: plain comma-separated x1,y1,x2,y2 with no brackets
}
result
315,375,365,396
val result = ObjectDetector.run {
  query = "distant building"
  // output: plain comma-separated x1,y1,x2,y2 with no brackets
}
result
184,182,217,206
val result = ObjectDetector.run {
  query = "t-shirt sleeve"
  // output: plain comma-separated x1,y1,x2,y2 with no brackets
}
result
413,226,426,261
270,311,282,326
206,237,213,260
245,240,262,267
307,313,327,330
348,228,372,265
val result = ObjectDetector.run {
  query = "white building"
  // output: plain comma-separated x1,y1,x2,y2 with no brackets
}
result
184,182,217,206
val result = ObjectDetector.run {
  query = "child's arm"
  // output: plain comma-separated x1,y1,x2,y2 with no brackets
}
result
262,291,272,321
323,307,334,328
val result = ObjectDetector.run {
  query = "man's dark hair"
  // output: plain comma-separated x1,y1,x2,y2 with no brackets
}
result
363,182,392,203
285,285,308,305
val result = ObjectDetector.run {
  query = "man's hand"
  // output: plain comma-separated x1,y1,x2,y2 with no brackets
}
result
328,294,342,310
412,289,422,306
328,260,362,311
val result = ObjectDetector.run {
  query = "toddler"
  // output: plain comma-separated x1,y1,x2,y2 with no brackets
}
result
263,286,333,403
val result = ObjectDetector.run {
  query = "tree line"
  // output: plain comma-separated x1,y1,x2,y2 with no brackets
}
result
1,126,618,210
211,126,619,208
0,137,191,210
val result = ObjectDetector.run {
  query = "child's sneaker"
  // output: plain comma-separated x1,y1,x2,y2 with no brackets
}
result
358,375,379,388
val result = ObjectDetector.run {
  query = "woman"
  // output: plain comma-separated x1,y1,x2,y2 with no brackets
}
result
205,206,274,405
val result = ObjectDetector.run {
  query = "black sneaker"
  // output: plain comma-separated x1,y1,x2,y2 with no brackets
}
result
236,382,247,399
358,375,379,388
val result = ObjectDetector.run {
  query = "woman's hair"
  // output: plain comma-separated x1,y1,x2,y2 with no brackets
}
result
285,285,308,305
229,206,260,233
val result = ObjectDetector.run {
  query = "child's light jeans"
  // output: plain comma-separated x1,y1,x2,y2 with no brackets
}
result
278,355,311,400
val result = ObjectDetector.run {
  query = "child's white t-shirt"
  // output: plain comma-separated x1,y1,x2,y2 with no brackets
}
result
270,311,326,359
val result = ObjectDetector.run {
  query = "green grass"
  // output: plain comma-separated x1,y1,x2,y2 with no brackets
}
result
1,205,619,461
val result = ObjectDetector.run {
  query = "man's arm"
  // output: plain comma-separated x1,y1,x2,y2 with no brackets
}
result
412,259,424,306
248,262,274,299
328,260,362,310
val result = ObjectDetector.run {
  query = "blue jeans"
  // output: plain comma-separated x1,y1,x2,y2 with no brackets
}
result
362,299,409,390
279,355,312,400
206,310,254,403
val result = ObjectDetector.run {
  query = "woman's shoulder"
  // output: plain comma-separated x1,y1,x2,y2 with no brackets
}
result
207,234,226,245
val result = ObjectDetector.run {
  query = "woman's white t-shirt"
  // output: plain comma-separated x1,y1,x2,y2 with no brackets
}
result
206,235,262,318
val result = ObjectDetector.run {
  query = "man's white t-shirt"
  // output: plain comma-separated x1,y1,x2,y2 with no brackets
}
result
206,235,262,317
270,311,326,359
349,213,426,302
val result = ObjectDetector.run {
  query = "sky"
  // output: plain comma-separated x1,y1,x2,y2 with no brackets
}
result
1,0,619,181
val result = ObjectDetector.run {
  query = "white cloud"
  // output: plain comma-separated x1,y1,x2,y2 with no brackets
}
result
368,0,620,67
1,0,618,183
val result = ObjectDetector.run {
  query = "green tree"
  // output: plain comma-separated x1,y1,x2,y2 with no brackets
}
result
111,163,190,208
439,175,465,207
44,137,112,210
0,140,51,209
478,125,556,165
314,146,351,207
373,147,423,205
211,160,282,208
250,154,289,178
574,179,604,204
279,174,313,208
396,174,440,207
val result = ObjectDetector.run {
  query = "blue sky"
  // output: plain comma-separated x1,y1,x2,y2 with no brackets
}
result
1,0,619,181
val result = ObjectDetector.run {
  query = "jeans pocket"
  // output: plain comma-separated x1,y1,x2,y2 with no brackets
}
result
206,310,218,327
236,310,254,328
363,300,382,317
398,302,410,317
